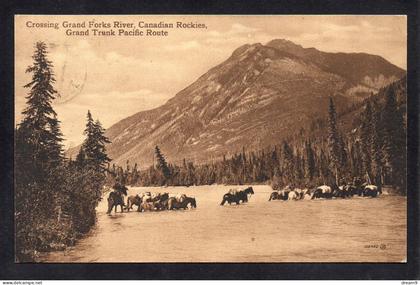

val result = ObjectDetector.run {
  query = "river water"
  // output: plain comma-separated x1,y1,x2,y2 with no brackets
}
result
40,185,406,262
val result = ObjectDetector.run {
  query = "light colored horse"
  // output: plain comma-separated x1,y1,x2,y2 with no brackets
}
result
288,191,299,201
294,188,303,199
317,185,332,194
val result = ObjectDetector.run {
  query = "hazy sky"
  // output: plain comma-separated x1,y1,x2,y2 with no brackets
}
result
15,15,406,149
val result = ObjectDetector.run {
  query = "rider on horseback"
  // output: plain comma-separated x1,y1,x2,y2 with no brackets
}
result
112,182,128,206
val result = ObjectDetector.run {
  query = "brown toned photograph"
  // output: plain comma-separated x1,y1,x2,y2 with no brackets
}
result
14,15,407,263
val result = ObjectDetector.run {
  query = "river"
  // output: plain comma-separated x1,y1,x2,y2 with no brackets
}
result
40,185,406,262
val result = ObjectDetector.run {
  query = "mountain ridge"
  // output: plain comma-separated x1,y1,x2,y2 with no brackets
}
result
67,39,405,167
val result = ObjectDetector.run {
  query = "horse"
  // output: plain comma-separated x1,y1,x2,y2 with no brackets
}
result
269,191,279,201
168,196,197,210
333,185,346,198
268,189,289,201
294,188,304,199
107,191,126,214
352,177,364,196
139,201,155,212
126,194,142,212
155,192,169,202
156,198,170,211
343,184,356,198
288,190,299,201
311,185,333,199
363,185,379,197
153,193,170,211
220,187,254,205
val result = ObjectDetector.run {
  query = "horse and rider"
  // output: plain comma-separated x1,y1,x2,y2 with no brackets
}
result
106,182,128,214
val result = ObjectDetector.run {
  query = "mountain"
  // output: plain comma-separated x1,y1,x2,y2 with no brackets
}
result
71,39,405,167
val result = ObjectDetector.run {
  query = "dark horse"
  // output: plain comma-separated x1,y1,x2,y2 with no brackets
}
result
268,190,289,201
107,184,128,214
153,193,170,211
167,196,197,210
220,187,254,205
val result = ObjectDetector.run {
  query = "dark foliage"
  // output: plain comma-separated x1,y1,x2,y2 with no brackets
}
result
15,42,109,262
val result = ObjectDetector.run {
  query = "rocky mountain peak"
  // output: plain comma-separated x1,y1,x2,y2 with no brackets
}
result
67,39,405,167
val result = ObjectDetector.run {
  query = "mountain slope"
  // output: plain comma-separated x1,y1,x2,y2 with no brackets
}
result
74,39,405,167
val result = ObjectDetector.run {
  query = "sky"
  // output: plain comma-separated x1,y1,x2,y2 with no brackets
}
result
15,15,406,149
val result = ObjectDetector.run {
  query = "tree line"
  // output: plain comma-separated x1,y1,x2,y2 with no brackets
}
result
15,42,111,261
107,80,406,194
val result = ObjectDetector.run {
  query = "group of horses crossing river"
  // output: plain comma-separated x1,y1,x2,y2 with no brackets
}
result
269,183,381,201
106,184,197,214
106,182,381,215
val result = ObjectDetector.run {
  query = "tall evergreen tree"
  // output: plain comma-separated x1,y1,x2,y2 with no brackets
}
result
304,140,316,180
17,42,63,177
155,145,171,184
327,97,341,184
281,141,295,184
82,110,111,172
338,134,348,176
360,101,373,182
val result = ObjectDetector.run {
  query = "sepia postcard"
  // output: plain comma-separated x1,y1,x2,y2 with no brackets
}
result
14,15,408,264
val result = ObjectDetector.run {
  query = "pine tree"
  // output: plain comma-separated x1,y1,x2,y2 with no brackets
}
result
82,110,96,167
351,140,363,178
281,141,295,184
131,163,140,185
18,42,63,178
360,101,373,182
155,146,171,184
327,97,341,184
338,134,348,176
82,110,111,172
304,140,316,180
